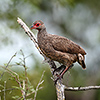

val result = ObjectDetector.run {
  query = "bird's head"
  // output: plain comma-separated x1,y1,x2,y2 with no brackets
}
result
30,20,45,31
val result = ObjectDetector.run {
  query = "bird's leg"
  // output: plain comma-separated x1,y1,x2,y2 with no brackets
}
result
54,66,69,84
53,65,66,75
60,64,74,75
54,64,74,84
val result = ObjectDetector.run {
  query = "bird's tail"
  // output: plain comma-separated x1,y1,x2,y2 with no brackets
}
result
78,54,86,69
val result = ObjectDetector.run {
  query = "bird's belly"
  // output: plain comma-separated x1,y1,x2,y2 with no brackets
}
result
38,39,78,66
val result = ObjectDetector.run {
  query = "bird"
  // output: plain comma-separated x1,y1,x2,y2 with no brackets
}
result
30,20,86,82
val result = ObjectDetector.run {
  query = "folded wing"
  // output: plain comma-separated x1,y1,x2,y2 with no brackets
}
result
51,35,86,55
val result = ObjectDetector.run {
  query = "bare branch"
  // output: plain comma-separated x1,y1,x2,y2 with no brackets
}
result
4,81,6,100
0,65,23,95
0,52,17,79
17,17,44,57
20,49,28,96
64,85,100,91
34,71,45,100
22,80,26,100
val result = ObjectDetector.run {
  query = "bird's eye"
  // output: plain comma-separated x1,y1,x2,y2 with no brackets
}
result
36,23,39,26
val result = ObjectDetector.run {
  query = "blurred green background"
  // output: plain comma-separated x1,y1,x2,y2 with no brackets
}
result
0,0,100,100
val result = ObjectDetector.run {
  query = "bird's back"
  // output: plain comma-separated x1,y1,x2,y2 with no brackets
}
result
49,34,86,55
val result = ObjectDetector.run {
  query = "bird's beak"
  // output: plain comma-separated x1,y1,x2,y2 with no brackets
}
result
30,25,36,30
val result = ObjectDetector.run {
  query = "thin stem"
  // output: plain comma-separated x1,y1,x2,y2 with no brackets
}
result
4,81,6,100
20,50,28,96
33,71,45,100
0,52,17,79
23,80,26,100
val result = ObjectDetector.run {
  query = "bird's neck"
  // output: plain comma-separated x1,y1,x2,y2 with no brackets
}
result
39,28,46,33
38,28,47,36
37,28,47,44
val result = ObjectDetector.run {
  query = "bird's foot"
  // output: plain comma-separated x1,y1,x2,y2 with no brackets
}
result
54,74,63,85
54,64,74,84
53,64,74,84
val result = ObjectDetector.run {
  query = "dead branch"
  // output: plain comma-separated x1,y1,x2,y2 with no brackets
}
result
64,85,100,91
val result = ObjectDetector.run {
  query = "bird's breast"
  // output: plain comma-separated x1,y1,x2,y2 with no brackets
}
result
37,34,51,55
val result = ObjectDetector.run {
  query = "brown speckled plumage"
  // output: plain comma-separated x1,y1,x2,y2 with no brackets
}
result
31,20,86,80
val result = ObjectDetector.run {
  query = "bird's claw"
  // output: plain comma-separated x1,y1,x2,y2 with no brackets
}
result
54,75,62,85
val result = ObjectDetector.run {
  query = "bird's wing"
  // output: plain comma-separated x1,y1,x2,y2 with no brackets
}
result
50,34,86,55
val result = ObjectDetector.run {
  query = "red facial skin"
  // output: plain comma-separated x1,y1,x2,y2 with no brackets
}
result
30,22,41,30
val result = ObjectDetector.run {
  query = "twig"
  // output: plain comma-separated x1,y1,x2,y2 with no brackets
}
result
23,80,26,100
17,71,45,100
17,17,43,57
0,65,23,95
4,81,6,100
64,85,100,91
0,52,17,79
0,88,15,92
34,71,45,100
20,50,28,96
